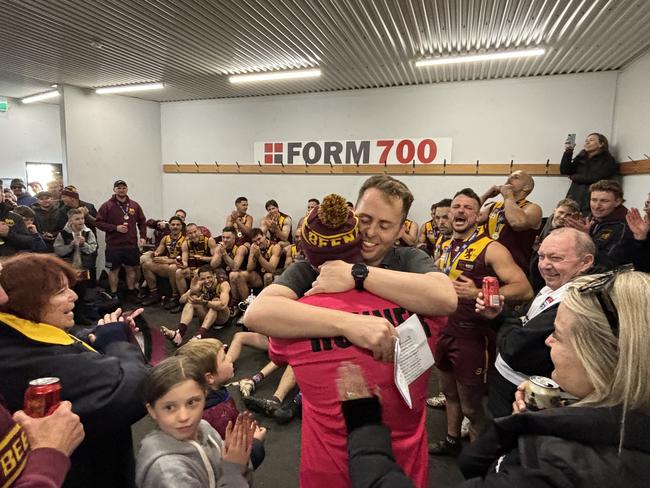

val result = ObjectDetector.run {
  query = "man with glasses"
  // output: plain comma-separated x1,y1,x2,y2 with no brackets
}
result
9,179,37,207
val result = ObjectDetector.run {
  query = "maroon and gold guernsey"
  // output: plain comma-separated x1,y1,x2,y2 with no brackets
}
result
483,200,537,272
256,243,285,274
231,214,252,245
187,235,210,269
422,219,439,254
396,219,416,247
162,234,185,259
269,212,293,244
199,280,222,302
436,231,497,334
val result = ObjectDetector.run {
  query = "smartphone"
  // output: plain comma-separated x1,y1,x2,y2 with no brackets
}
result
565,133,576,146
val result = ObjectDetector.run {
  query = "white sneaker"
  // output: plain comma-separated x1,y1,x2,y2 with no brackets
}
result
461,417,471,438
426,393,447,408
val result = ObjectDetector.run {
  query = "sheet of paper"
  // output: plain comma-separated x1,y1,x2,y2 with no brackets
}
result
394,314,435,408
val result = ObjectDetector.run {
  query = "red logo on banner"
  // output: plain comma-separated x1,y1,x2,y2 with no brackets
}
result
264,142,284,164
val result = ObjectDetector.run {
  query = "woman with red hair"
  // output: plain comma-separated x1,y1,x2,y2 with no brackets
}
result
0,253,149,488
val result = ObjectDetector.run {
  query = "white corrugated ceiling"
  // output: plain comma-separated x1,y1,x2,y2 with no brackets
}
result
1,0,649,101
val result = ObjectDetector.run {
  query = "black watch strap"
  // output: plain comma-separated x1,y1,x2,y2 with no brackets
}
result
352,263,369,291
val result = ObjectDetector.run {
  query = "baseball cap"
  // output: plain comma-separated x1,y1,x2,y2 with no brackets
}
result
113,180,128,188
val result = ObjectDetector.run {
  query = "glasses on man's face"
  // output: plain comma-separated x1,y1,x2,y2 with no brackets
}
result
577,264,634,337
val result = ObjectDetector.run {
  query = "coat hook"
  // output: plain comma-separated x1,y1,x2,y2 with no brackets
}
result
175,161,180,173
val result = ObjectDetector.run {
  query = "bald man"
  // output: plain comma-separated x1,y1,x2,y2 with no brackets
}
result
478,171,543,272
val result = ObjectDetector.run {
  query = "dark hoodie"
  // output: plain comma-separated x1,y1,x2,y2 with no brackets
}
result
589,205,633,270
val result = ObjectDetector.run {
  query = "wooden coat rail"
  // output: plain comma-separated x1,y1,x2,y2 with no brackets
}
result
162,159,650,176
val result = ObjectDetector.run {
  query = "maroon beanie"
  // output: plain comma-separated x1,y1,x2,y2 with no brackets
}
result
300,194,363,267
61,188,79,200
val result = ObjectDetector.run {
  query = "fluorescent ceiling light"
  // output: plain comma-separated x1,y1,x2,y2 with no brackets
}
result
229,68,321,84
21,90,60,104
95,82,164,94
416,48,545,67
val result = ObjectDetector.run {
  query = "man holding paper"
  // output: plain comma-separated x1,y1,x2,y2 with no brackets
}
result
267,193,447,488
429,189,532,457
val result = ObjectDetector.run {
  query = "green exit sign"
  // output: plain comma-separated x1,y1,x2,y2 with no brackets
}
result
0,99,7,112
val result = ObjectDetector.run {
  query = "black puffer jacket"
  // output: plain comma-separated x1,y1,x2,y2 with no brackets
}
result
560,149,618,214
459,406,650,487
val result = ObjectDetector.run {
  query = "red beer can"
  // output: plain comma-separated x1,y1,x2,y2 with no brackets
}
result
24,377,62,418
482,276,501,307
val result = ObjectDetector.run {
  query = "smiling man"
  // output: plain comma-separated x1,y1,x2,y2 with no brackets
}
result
244,175,457,363
478,227,595,417
566,179,633,271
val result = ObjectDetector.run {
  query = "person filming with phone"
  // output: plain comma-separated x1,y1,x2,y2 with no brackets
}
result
560,133,617,215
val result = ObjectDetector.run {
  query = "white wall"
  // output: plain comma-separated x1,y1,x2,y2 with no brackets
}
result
62,85,162,218
62,85,162,269
162,172,570,235
0,101,61,179
613,51,650,161
613,50,650,206
161,72,614,231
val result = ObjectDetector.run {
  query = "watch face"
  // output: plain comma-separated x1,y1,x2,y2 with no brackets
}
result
352,263,368,278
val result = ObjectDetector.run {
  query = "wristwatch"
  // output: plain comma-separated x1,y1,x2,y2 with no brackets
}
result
351,263,369,291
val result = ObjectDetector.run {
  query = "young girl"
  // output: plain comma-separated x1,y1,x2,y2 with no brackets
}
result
136,356,254,488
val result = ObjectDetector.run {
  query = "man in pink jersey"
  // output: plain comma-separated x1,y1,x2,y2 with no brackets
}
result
267,194,446,488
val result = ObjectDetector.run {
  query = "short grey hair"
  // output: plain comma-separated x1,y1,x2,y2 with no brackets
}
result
548,227,596,258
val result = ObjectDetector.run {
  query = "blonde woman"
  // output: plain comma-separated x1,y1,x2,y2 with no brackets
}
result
457,268,650,487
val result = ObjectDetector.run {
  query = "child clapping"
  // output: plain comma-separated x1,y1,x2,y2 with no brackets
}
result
136,356,255,487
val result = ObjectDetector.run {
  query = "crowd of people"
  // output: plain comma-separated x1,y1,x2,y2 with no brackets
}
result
1,132,649,487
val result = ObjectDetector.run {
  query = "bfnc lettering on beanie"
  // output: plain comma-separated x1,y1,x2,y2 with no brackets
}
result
300,194,363,267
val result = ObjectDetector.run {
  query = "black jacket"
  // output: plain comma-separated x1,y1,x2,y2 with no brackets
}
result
459,406,650,487
31,203,67,252
560,149,618,214
590,206,634,271
622,235,650,273
343,397,416,488
0,312,148,488
0,203,33,256
488,304,559,418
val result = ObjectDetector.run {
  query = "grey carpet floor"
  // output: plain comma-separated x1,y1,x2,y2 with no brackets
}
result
132,306,465,488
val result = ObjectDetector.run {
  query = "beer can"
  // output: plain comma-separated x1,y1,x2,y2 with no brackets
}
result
482,276,501,307
524,375,561,411
24,377,62,418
